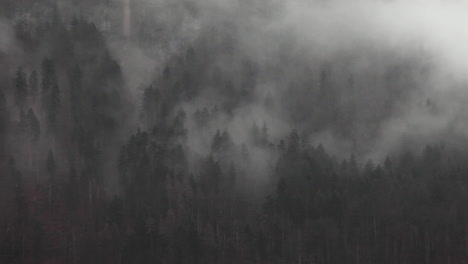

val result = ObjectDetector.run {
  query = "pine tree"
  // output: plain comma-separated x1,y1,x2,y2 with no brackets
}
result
140,85,158,126
41,59,58,133
29,70,38,98
250,123,260,145
14,67,28,110
41,58,56,106
45,83,61,133
26,108,40,143
66,165,79,209
0,89,6,151
211,130,222,152
18,110,27,135
260,123,269,146
46,149,55,210
46,149,55,179
69,64,83,125
287,129,300,153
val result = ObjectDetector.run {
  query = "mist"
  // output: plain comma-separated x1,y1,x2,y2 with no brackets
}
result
110,0,468,161
2,0,468,263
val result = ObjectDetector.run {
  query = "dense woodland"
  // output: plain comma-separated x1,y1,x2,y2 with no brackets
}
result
0,1,468,264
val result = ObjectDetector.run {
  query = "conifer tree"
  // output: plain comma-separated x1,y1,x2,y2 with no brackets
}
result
28,70,38,98
26,108,40,143
14,67,28,110
45,83,61,133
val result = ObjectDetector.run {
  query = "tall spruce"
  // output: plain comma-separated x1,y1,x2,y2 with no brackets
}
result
26,108,40,143
41,59,60,133
14,67,28,110
28,70,38,98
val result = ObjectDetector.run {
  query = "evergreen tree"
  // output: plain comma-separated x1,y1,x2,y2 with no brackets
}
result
140,85,158,126
0,89,7,152
46,149,55,179
66,165,79,209
17,110,27,135
26,108,40,142
14,67,28,110
46,149,56,209
211,130,222,152
287,129,300,153
41,58,56,103
28,70,38,98
41,58,58,132
45,83,61,133
69,64,83,125
260,123,269,146
250,123,260,145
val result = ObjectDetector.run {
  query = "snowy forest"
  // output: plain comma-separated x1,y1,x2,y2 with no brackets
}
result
1,0,468,263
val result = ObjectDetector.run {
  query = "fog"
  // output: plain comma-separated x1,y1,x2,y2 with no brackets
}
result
3,1,468,262
112,0,468,161
4,0,468,167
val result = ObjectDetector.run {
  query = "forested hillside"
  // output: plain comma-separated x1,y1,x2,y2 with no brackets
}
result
0,1,468,263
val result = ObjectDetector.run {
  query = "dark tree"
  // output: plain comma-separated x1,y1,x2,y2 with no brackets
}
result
0,89,7,152
69,64,83,125
41,59,55,90
14,67,28,110
26,108,40,142
44,83,61,133
28,70,38,98
46,149,55,179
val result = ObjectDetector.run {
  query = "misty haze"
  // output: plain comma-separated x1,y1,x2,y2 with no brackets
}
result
0,0,468,263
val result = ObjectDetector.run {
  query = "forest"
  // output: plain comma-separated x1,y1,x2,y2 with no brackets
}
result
0,0,468,263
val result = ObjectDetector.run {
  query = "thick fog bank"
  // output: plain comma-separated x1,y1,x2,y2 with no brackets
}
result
110,0,468,162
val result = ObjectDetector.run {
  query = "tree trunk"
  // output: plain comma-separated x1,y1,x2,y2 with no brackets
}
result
89,181,92,210
426,230,430,264
298,229,302,264
373,216,377,242
49,183,52,210
356,244,360,264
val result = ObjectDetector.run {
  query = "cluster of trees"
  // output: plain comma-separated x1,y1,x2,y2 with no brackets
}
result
111,115,468,264
0,4,129,264
0,2,467,264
